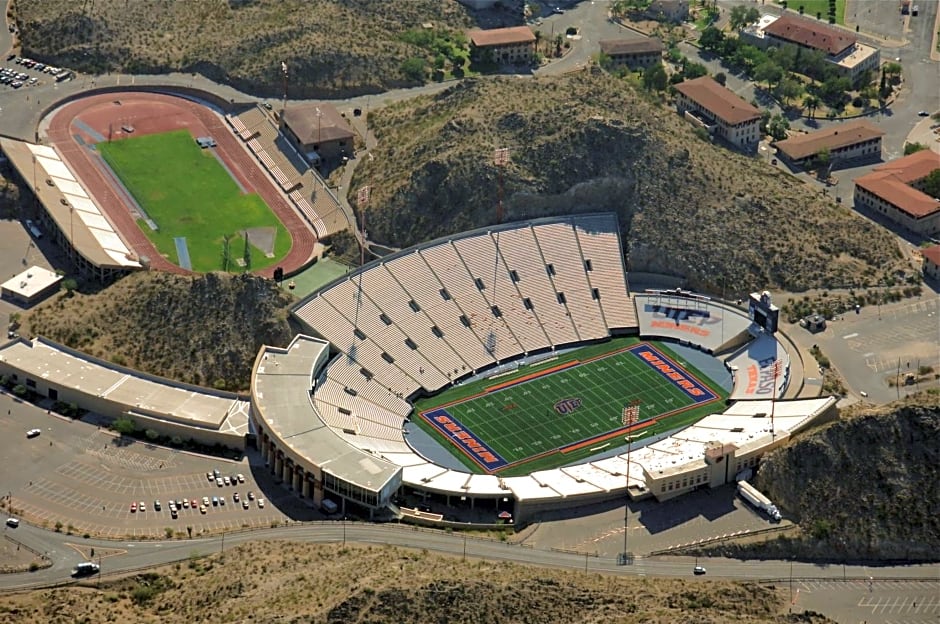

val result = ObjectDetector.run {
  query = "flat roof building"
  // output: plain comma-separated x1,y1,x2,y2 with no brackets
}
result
674,77,761,151
774,120,884,169
1,266,62,306
853,149,940,237
0,337,250,448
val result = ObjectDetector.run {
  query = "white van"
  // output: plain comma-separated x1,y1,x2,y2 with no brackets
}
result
72,561,100,577
25,219,42,239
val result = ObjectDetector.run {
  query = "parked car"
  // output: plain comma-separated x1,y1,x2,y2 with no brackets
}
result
206,472,214,482
26,428,41,438
171,510,178,519
182,499,190,509
247,491,255,500
138,501,145,512
199,505,207,514
236,474,245,483
257,498,265,509
211,496,218,506
190,498,198,509
918,110,930,116
216,477,224,487
242,499,250,509
154,500,161,511
223,476,230,486
130,502,137,512
202,496,210,507
233,492,240,502
218,496,225,506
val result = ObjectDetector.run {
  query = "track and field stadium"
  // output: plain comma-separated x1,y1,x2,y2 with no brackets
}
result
1,90,325,279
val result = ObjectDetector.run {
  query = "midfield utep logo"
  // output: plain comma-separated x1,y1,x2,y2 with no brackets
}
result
554,398,583,415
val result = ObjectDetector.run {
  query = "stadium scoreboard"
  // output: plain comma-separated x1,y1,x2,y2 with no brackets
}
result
748,291,779,334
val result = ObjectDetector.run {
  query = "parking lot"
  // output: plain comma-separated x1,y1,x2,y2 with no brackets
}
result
795,579,940,624
0,391,317,539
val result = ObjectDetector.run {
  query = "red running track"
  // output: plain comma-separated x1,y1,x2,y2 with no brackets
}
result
45,92,317,278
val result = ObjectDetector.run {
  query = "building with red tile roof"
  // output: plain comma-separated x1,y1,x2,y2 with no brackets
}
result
774,120,884,169
853,150,940,236
469,27,536,65
673,77,761,151
922,245,940,281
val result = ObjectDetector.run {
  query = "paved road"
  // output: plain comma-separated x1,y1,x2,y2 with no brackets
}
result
3,517,938,591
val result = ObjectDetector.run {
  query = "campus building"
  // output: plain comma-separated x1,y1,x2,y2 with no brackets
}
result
673,76,761,151
773,120,885,170
922,245,940,281
853,149,940,237
281,103,355,166
599,38,664,70
469,26,536,65
0,337,251,448
741,13,880,84
644,0,690,23
0,266,62,306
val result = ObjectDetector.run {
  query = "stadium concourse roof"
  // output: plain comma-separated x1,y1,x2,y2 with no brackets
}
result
0,138,141,271
0,337,249,434
252,335,402,493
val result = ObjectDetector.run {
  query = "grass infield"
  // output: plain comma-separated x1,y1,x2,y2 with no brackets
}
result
97,130,291,272
412,337,728,477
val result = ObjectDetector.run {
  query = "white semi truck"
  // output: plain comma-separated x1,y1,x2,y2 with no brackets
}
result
737,481,782,521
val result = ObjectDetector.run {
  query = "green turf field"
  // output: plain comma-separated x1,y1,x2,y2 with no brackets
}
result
413,338,727,477
97,130,291,272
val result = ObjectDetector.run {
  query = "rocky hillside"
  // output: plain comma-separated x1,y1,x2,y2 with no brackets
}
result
700,395,939,563
19,271,294,391
0,542,834,623
13,0,475,97
353,72,908,293
756,397,940,561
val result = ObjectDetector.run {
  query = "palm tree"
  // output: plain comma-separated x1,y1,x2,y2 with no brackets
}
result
534,30,543,55
803,94,820,119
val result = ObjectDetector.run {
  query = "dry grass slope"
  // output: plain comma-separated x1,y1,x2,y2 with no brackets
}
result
14,0,474,97
19,271,294,391
354,72,907,293
696,395,940,562
0,542,836,623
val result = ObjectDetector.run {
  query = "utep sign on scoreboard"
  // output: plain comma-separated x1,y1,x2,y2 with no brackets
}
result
748,291,780,334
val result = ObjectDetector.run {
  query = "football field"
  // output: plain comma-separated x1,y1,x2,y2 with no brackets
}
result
97,130,291,272
415,339,726,476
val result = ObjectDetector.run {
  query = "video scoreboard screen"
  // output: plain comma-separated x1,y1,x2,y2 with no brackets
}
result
748,291,780,334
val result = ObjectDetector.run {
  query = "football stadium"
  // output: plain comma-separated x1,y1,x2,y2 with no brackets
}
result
250,214,836,524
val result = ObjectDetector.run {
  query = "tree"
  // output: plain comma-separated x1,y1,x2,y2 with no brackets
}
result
814,147,831,172
767,114,790,141
534,29,543,55
754,60,784,90
113,416,138,435
61,278,78,297
698,26,724,52
921,169,940,198
400,56,426,81
903,142,928,155
714,71,727,86
681,61,708,80
803,94,820,119
642,63,668,91
595,51,613,71
729,5,760,30
778,76,804,105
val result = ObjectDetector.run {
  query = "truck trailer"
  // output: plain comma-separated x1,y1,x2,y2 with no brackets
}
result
737,481,782,521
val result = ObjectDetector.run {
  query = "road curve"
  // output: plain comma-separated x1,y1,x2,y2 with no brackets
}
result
2,520,937,591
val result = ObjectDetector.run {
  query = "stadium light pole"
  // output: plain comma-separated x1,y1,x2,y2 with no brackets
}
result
621,402,639,565
280,62,288,119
